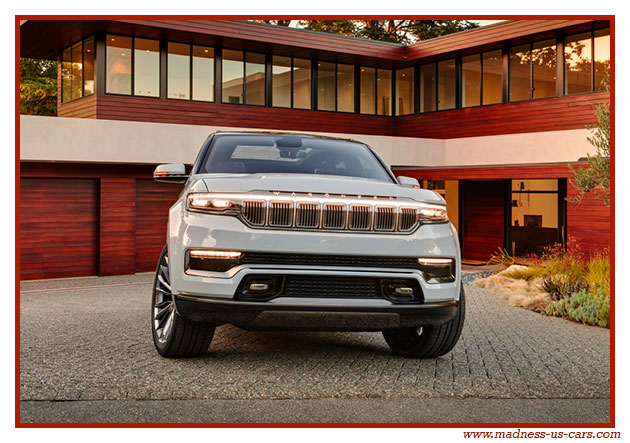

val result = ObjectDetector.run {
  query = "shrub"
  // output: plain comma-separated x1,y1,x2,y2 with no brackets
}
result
488,247,514,268
540,274,589,301
544,289,610,328
500,266,541,281
587,255,610,296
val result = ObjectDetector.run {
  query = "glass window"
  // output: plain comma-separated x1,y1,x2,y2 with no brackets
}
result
438,59,456,110
532,40,556,99
509,44,531,102
222,49,244,104
167,42,190,100
594,28,610,92
420,64,436,113
106,35,132,95
317,62,335,111
377,69,391,116
61,47,72,103
360,67,376,114
462,54,481,107
293,58,311,109
192,46,214,102
272,56,291,108
395,67,414,115
337,64,354,112
245,52,265,106
564,32,592,95
482,50,503,105
83,38,95,96
134,38,160,97
70,43,82,101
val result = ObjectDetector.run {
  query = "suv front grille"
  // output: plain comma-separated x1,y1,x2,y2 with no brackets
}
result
283,276,381,298
239,197,423,233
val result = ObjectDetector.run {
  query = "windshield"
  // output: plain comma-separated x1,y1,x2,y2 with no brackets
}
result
197,134,394,183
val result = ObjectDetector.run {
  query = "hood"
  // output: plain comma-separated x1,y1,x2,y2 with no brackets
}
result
195,173,444,205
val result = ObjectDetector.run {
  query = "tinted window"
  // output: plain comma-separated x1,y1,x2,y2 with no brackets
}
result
199,135,393,183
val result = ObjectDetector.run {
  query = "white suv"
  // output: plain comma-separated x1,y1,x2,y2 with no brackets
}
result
151,132,464,358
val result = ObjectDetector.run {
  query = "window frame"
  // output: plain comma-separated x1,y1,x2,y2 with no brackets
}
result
60,37,96,104
508,39,557,103
221,49,267,107
315,61,356,113
133,37,161,98
271,56,312,110
563,26,610,96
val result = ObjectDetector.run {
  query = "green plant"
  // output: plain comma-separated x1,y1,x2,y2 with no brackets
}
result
545,289,610,328
488,247,514,268
540,274,589,301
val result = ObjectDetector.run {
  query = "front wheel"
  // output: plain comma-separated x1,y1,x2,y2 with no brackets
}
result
151,245,215,358
382,285,466,358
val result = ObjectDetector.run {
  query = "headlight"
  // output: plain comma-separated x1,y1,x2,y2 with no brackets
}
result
417,257,456,283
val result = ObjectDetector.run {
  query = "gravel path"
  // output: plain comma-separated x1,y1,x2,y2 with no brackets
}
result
19,274,610,402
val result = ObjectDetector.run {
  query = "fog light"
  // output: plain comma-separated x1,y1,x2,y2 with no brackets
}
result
394,286,414,295
382,279,422,303
417,257,455,283
249,282,270,291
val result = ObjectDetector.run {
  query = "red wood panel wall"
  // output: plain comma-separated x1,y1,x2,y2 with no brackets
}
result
400,164,611,255
100,178,136,276
20,178,99,280
95,95,395,136
395,93,608,139
58,95,97,119
135,179,183,273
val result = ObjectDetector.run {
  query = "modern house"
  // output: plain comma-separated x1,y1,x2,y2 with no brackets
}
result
18,19,612,280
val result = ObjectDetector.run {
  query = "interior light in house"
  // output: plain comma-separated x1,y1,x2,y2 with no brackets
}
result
204,49,209,53
111,37,116,41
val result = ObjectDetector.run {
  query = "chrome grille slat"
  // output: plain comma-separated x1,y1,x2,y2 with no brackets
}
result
323,203,346,229
398,207,419,232
242,200,266,226
296,202,319,228
349,205,372,230
268,201,293,227
374,206,396,231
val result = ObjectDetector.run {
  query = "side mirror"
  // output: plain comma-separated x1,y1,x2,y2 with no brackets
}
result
154,164,188,183
397,176,421,188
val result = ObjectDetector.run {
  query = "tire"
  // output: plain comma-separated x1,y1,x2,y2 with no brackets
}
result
151,245,215,358
382,285,466,358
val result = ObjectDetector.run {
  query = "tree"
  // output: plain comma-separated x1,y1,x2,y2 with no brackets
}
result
255,20,292,27
20,58,57,116
569,68,610,205
299,20,479,44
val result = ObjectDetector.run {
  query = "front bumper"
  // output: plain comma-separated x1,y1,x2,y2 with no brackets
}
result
174,293,459,331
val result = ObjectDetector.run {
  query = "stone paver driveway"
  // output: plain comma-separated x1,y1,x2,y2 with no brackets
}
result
19,274,610,402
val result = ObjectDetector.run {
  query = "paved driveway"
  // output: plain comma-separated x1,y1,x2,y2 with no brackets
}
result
19,274,610,423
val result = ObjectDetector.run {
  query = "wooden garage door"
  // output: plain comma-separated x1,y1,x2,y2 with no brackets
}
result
461,180,506,262
20,178,99,280
135,180,183,272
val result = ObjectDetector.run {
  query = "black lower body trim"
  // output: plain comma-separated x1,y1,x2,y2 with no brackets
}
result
174,294,458,332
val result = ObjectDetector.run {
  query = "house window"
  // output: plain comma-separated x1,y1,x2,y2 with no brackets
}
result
245,52,266,106
317,62,335,111
222,50,266,105
222,49,244,104
272,56,292,108
61,37,95,103
594,28,611,91
360,67,376,114
167,43,190,100
377,69,392,116
293,58,311,109
438,59,456,110
337,64,355,112
419,64,436,113
510,40,556,102
192,46,214,102
462,54,481,108
134,38,160,97
395,67,414,115
83,38,95,96
106,35,132,95
564,32,593,95
482,50,503,104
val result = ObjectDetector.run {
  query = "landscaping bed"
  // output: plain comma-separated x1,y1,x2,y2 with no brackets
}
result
472,238,610,328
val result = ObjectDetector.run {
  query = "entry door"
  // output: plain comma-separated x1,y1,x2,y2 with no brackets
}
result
461,180,505,262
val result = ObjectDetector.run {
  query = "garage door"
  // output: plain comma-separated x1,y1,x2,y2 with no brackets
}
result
20,178,99,280
135,180,183,272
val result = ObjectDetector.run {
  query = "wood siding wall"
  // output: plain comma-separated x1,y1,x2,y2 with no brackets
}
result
53,92,608,140
400,164,611,255
394,93,607,139
100,178,136,276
